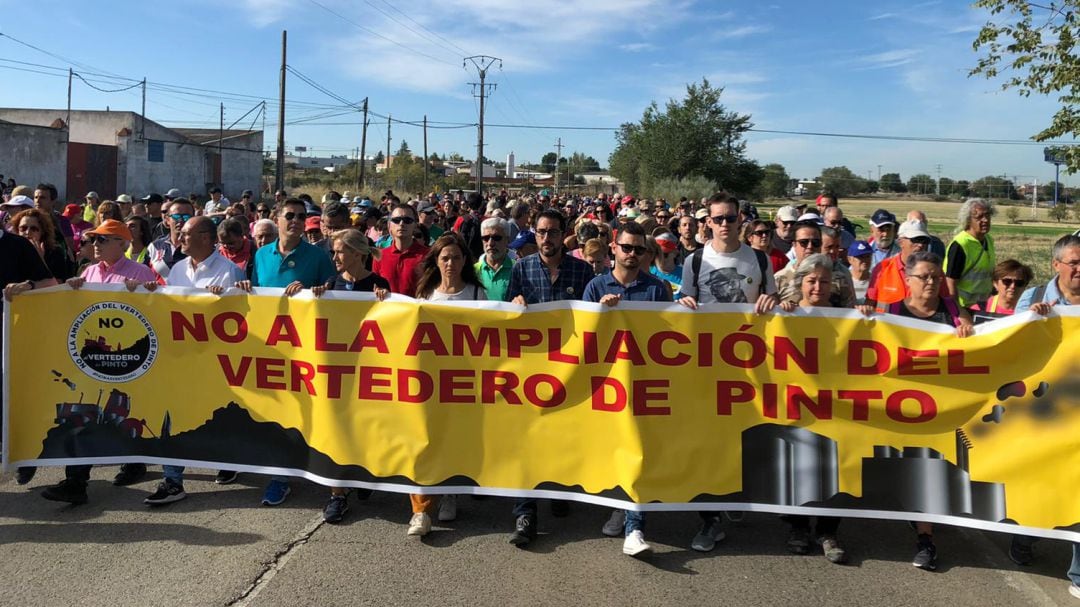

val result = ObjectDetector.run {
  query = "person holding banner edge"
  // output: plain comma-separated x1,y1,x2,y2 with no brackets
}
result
235,197,335,507
583,220,672,557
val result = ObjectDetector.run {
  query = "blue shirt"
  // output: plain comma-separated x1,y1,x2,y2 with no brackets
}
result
251,239,335,288
1016,277,1073,309
508,251,593,303
583,270,674,303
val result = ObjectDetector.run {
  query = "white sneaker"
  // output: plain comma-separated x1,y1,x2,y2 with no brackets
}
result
438,495,458,522
407,512,431,536
623,530,653,557
1069,584,1080,600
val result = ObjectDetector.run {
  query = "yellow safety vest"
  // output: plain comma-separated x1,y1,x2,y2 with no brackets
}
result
945,231,994,307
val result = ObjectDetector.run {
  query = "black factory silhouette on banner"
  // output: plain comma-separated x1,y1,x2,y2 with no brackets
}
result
40,373,1010,519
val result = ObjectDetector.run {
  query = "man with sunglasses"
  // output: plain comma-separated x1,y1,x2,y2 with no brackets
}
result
39,219,157,504
148,198,196,281
859,219,935,314
417,200,445,243
475,217,513,302
237,197,335,506
372,203,428,297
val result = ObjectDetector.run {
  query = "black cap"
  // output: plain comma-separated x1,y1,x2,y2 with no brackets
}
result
275,189,287,196
210,186,222,194
141,193,164,204
241,189,253,197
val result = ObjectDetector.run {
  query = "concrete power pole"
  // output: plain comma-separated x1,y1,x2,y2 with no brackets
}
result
935,164,942,196
465,55,502,196
423,115,429,195
274,30,287,194
358,98,368,191
554,138,564,192
386,115,391,179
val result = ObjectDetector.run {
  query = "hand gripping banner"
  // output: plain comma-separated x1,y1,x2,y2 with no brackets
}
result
4,285,1079,540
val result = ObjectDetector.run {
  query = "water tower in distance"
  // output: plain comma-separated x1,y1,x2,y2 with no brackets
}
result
507,152,516,179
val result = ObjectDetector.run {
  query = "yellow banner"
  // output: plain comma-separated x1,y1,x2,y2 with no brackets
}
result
4,285,1079,540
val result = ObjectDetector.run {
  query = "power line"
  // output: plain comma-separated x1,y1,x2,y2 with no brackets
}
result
375,0,473,57
304,0,459,67
71,72,142,93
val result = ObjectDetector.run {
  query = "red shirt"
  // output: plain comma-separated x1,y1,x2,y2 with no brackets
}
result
373,240,429,296
219,237,253,271
769,249,788,273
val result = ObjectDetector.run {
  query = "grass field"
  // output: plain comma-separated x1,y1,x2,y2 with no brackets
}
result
762,198,1080,285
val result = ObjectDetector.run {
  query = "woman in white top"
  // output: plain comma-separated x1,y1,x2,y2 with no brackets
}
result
406,233,485,537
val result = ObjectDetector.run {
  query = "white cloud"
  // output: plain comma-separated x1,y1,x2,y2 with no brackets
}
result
851,48,922,70
619,43,656,53
715,24,772,39
869,12,898,21
241,0,292,27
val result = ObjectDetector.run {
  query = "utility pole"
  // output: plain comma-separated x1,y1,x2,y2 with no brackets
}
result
358,97,368,191
65,68,72,144
140,78,146,141
877,164,882,181
386,115,391,178
935,164,942,196
465,55,502,196
275,30,287,194
423,115,429,195
554,138,564,192
219,103,225,189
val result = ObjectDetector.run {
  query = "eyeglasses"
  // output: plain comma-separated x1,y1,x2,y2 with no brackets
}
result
908,273,943,284
999,278,1027,288
169,213,193,223
1056,258,1080,268
710,214,739,225
751,230,771,238
481,234,503,242
616,243,647,256
17,224,40,234
795,238,822,248
389,216,416,225
535,228,562,238
85,235,121,245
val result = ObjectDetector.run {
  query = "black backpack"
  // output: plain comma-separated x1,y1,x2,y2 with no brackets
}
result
459,214,483,260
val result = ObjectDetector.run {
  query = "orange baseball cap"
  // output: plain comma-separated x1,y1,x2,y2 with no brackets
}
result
85,219,133,241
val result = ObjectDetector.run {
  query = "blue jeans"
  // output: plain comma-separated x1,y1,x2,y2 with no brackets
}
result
513,498,536,518
1069,544,1080,586
163,465,184,484
625,510,645,535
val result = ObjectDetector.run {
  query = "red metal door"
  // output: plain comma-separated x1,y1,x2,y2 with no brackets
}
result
66,143,117,201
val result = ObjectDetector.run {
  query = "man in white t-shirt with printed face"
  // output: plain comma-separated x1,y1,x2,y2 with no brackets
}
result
678,193,778,313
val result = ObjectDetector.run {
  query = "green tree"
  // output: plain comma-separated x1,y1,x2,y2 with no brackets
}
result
395,140,412,158
650,176,721,203
907,174,936,195
541,152,558,173
970,0,1080,172
817,166,867,197
756,163,790,199
970,175,1019,199
609,78,762,196
373,151,385,165
879,173,906,193
1048,203,1070,222
955,180,972,197
448,152,465,162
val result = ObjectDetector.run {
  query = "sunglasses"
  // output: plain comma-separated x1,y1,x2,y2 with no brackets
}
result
796,238,823,248
257,208,271,215
910,237,931,246
481,234,503,242
389,216,416,225
169,213,193,223
999,278,1027,288
711,214,739,225
616,243,647,256
85,235,121,245
656,214,672,220
751,230,771,238
283,212,302,221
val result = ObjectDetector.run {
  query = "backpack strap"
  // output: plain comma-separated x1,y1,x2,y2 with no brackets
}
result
752,248,769,297
691,248,704,293
942,296,963,328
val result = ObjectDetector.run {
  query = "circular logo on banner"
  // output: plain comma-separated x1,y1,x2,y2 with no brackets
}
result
67,301,158,383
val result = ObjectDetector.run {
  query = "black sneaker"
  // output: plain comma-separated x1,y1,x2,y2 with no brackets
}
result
214,470,239,485
113,463,147,486
1009,536,1035,566
787,527,812,555
550,500,570,518
15,466,36,485
913,535,937,571
509,515,537,547
42,479,88,505
323,495,349,524
144,479,187,506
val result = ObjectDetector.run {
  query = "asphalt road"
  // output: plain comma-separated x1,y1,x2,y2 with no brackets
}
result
0,466,1075,607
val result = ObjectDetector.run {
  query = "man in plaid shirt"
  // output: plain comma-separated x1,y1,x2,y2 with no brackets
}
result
505,208,592,549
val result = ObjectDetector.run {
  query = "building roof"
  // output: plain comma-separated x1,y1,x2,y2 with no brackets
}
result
172,128,261,145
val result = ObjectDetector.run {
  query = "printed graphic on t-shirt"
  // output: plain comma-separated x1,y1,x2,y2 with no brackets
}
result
705,267,748,303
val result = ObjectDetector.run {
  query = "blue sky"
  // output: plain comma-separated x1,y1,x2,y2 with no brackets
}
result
0,0,1073,186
